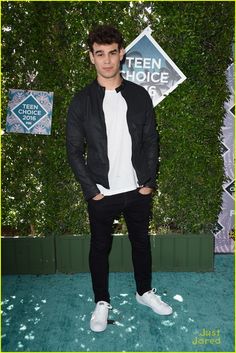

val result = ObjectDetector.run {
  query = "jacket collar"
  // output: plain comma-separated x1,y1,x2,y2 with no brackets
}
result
94,75,125,93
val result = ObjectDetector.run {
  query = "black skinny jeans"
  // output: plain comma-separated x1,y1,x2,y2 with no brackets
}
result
87,189,152,303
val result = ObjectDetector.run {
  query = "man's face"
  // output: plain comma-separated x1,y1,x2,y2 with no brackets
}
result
89,43,124,81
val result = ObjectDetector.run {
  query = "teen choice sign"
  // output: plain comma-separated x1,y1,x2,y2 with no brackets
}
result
6,89,53,135
121,26,186,107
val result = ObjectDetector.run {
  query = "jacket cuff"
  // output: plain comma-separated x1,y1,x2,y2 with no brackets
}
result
143,181,157,190
84,186,101,201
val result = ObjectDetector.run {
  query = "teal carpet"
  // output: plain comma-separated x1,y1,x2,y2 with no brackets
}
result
1,255,235,352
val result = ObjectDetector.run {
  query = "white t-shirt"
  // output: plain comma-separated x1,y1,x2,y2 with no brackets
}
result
96,89,138,196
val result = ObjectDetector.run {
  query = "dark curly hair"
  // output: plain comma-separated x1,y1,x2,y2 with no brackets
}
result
87,25,124,52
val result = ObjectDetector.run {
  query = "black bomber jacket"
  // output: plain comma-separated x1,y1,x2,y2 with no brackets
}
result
66,78,159,200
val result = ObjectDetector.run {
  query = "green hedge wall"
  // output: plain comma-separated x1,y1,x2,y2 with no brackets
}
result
1,1,234,236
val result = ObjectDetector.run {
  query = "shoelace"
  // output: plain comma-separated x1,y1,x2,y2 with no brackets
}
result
147,288,164,304
96,301,112,311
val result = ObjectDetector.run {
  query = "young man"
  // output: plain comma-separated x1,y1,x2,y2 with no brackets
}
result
66,25,172,333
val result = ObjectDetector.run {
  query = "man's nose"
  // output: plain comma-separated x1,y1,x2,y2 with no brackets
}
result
104,54,111,64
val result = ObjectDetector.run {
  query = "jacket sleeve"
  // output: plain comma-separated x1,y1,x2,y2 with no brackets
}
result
143,94,159,189
66,95,100,200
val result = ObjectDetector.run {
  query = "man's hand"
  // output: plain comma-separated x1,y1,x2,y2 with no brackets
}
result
92,193,105,200
138,187,153,195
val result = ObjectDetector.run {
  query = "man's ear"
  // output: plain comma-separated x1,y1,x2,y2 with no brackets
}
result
119,48,125,62
89,51,95,64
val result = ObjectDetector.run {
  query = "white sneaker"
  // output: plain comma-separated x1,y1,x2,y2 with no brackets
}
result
90,301,112,332
136,288,173,315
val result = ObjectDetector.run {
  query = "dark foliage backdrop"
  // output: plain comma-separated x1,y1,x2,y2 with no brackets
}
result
1,1,234,235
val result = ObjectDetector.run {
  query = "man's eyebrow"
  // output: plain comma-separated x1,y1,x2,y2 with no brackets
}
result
94,48,118,55
94,50,103,55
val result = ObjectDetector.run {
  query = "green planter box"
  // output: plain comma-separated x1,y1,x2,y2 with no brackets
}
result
151,233,214,271
55,234,134,273
56,233,214,273
55,234,90,273
1,233,214,274
1,235,56,275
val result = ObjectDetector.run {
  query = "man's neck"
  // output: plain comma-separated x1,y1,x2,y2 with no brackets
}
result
97,74,122,90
